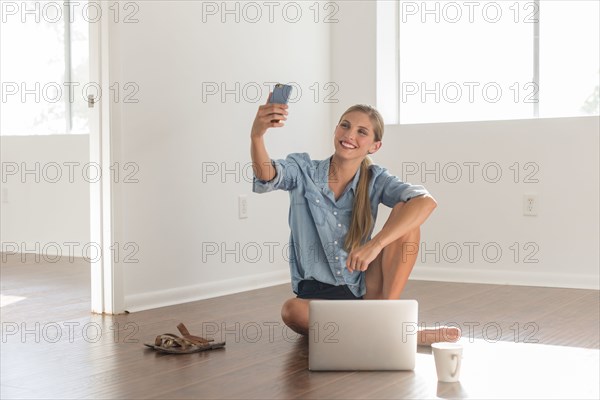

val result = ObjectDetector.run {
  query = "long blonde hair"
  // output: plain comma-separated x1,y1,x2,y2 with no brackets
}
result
340,105,384,253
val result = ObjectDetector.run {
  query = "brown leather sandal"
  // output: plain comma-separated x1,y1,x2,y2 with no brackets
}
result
177,323,213,344
144,323,225,354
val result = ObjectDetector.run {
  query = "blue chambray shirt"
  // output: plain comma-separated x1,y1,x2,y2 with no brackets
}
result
253,153,430,297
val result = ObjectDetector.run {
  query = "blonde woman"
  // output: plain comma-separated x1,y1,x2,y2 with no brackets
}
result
251,95,460,345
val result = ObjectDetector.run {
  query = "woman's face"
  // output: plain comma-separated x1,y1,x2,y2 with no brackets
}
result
333,111,382,162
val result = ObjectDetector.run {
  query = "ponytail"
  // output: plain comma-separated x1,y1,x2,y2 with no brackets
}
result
345,157,373,252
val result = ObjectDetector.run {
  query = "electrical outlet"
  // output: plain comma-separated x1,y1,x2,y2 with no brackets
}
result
238,195,248,219
523,194,538,216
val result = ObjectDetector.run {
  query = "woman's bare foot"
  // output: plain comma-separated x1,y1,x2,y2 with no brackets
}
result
417,326,461,346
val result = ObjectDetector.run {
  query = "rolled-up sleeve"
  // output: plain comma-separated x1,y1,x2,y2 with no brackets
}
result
252,157,299,193
378,169,430,208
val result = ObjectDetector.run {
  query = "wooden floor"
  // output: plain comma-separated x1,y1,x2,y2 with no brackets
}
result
1,254,599,399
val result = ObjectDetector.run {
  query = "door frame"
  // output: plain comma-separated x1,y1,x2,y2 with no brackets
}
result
89,1,124,314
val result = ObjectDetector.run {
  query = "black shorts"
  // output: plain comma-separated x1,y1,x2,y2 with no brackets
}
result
296,279,363,300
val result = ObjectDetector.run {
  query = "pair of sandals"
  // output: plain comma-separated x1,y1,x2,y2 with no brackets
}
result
144,323,226,354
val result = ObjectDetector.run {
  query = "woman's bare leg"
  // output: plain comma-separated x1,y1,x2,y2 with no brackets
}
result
365,214,461,345
280,298,310,336
381,225,420,299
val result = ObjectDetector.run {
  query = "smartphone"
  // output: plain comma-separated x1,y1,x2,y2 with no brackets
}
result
268,83,292,123
269,83,293,105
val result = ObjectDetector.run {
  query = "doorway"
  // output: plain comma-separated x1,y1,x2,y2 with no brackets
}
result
0,0,119,315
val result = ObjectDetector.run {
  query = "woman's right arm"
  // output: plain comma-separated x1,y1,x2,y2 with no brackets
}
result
250,93,289,182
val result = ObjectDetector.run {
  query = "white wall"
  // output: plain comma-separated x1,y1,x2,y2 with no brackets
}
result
331,1,600,289
106,1,333,311
0,134,90,259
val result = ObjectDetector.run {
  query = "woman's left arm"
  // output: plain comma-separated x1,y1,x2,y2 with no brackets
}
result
346,194,437,272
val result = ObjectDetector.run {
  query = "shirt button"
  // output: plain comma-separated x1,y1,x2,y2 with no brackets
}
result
334,241,338,245
335,256,339,260
333,211,337,215
336,271,341,275
316,199,320,203
337,223,342,227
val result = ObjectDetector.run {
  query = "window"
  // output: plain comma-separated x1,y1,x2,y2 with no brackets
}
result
1,1,90,135
377,0,600,124
539,1,599,118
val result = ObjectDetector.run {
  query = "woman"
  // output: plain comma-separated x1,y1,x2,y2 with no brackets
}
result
251,95,460,346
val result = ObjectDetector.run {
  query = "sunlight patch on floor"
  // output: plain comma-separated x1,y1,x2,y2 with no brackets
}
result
0,295,26,308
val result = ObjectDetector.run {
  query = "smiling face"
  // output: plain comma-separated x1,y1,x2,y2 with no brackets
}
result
333,111,382,162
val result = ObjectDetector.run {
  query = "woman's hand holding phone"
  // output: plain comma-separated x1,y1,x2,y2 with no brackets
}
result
250,85,292,182
250,92,289,139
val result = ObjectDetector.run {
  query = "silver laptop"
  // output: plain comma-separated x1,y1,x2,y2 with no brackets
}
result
308,300,418,371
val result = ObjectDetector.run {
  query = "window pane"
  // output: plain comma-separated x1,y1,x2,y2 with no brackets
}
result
539,0,600,117
1,1,66,135
377,0,399,124
398,0,534,124
0,1,89,135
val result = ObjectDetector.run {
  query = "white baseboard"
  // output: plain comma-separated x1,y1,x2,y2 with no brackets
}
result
124,265,598,313
124,269,290,313
409,265,600,290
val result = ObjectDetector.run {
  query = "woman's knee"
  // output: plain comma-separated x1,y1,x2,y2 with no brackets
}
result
385,226,420,252
281,298,309,335
281,298,305,324
402,226,420,241
280,298,295,324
